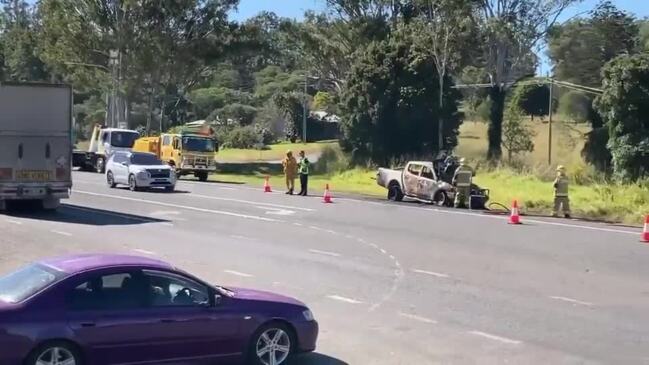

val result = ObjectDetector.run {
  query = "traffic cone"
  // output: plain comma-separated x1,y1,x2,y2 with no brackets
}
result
642,215,649,242
508,200,522,225
323,184,333,203
263,176,272,193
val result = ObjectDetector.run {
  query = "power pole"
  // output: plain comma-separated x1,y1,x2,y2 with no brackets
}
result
548,77,554,166
303,73,308,143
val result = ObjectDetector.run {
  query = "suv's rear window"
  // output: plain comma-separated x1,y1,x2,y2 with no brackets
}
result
0,264,64,303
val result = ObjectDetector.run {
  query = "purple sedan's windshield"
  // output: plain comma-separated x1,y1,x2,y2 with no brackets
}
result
0,264,64,303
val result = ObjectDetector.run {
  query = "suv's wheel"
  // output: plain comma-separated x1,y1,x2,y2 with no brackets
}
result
195,171,208,182
128,174,138,191
107,171,116,188
248,322,293,365
25,341,82,365
387,183,404,202
95,157,105,173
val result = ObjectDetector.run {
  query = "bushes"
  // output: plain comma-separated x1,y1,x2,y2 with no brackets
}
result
222,126,261,149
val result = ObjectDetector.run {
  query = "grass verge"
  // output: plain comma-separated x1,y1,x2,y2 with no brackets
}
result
217,141,337,162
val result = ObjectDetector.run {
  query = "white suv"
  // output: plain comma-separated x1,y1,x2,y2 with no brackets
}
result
106,151,176,192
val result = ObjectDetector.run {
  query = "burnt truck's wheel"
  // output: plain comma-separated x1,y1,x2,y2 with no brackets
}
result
387,182,404,202
432,191,448,206
25,341,82,365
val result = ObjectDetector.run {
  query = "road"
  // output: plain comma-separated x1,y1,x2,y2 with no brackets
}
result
1,171,649,364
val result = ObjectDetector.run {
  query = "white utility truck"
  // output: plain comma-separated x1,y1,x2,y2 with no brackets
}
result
0,83,73,211
73,124,140,173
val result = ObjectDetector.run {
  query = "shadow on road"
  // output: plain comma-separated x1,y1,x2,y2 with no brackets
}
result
287,353,349,365
4,203,168,226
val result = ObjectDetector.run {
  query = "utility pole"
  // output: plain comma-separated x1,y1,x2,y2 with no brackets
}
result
548,77,554,166
303,73,308,143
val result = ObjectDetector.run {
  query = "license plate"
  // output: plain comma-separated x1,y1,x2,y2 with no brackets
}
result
16,170,51,181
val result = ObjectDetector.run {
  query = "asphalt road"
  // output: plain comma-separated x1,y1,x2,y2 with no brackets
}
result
1,171,649,364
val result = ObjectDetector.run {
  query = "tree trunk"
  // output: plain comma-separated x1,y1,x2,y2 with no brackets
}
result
438,76,444,153
487,86,506,160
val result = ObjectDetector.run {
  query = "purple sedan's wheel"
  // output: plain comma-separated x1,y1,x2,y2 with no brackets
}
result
251,323,292,365
26,342,80,365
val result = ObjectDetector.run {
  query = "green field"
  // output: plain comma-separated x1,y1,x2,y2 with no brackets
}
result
217,141,337,163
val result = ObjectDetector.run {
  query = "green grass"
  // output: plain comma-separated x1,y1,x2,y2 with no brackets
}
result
216,141,338,162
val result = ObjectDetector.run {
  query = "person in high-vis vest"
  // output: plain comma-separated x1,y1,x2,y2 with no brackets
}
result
553,165,571,218
282,150,298,195
297,150,310,196
452,158,474,208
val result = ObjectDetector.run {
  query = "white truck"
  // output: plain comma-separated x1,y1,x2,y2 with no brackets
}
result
73,124,140,173
376,160,490,209
0,83,73,211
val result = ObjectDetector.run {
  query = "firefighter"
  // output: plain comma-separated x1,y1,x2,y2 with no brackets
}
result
452,158,474,208
297,150,310,196
282,150,298,195
553,165,571,218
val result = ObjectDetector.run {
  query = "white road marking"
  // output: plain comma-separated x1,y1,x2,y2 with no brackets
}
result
324,229,337,234
160,222,174,227
550,296,594,307
188,193,315,212
379,248,387,254
258,207,295,216
398,312,437,324
293,222,304,227
5,219,22,225
345,234,354,239
469,331,522,345
74,191,280,223
230,234,255,241
389,254,396,260
223,270,254,278
309,249,341,257
149,210,181,216
309,225,323,231
132,249,156,255
412,269,450,279
327,295,363,304
50,230,72,237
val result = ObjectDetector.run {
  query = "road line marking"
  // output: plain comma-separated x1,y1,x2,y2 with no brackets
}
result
223,270,254,278
309,249,341,257
293,222,304,227
345,234,354,239
258,207,296,216
412,269,450,279
356,238,365,243
5,219,22,225
188,193,315,212
160,222,174,227
369,243,379,248
324,229,337,234
74,191,280,223
327,295,363,304
132,249,156,255
389,254,396,260
309,225,322,230
398,312,437,324
50,230,72,237
230,234,255,241
550,296,594,307
469,331,521,345
379,248,387,254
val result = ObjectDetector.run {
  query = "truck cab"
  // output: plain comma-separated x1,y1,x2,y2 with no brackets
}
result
162,133,217,181
73,125,140,173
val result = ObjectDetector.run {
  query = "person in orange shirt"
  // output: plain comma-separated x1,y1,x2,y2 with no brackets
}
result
282,150,298,195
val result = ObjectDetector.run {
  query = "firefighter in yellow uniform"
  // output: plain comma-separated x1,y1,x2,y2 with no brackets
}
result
282,151,298,195
453,158,474,208
553,165,571,218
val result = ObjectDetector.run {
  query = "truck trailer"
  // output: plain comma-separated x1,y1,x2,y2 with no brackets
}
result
0,83,73,211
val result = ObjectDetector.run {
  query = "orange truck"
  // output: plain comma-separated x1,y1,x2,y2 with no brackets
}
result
132,121,218,181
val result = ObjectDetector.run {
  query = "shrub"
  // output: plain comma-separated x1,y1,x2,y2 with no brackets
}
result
223,126,261,149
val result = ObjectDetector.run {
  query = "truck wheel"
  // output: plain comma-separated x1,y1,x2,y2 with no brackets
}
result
432,191,448,206
95,157,105,173
41,198,60,211
196,171,208,182
387,183,404,202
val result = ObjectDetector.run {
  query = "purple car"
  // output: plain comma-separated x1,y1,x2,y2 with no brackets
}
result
0,254,318,365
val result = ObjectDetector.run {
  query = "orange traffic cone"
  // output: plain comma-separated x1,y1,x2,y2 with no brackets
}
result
323,184,333,203
263,176,272,193
642,215,649,242
508,200,521,225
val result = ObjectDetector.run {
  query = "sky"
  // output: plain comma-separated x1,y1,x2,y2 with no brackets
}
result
231,0,649,74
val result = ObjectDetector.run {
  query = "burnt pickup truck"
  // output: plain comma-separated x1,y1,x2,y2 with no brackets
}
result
376,160,490,209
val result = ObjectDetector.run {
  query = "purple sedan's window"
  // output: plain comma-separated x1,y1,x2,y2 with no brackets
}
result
0,264,63,303
67,272,148,311
143,270,210,307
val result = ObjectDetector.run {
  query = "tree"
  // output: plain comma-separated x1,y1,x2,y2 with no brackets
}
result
272,92,308,142
410,0,475,152
312,91,333,111
595,54,649,180
510,82,551,120
473,0,575,160
558,91,592,123
339,29,462,165
502,106,535,163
